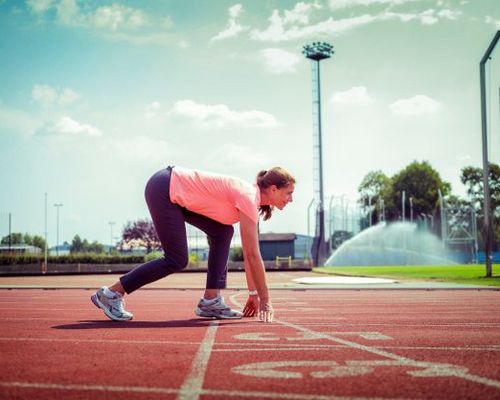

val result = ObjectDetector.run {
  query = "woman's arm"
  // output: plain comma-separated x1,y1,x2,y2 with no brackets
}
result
239,211,273,322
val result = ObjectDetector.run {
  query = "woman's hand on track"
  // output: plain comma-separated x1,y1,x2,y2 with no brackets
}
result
258,299,274,323
243,295,259,318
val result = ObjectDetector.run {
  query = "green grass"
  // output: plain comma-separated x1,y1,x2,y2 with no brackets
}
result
313,264,500,287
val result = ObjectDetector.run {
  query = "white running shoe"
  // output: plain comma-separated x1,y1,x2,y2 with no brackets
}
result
195,296,243,319
91,287,133,321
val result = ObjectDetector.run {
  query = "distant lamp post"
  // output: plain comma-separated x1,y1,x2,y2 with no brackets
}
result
54,203,63,256
302,41,334,267
109,221,116,253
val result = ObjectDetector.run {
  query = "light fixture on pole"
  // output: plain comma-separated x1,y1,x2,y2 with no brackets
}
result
54,203,63,256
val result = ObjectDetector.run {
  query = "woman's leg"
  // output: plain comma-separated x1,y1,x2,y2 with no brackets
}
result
119,168,189,294
184,210,234,292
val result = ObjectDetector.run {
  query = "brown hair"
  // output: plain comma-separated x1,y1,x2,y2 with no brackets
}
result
256,167,296,221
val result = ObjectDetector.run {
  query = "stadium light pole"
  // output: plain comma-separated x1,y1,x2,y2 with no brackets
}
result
54,203,63,256
479,30,500,278
302,41,334,266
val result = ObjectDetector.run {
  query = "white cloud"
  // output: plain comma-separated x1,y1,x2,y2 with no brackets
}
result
144,101,161,119
386,9,461,25
32,84,58,106
329,0,419,10
389,95,441,116
229,4,243,18
58,88,81,106
167,100,278,129
55,0,148,31
91,4,148,31
35,116,101,138
284,2,322,25
32,84,80,107
486,16,500,29
57,0,80,26
251,6,461,42
211,4,247,42
260,48,300,74
332,86,372,105
27,0,53,14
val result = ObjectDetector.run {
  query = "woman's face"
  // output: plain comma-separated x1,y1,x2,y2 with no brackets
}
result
268,183,295,210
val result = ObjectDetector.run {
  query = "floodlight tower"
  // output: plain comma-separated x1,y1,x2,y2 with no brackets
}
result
302,41,334,266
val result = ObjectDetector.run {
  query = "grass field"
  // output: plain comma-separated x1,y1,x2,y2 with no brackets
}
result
314,264,500,287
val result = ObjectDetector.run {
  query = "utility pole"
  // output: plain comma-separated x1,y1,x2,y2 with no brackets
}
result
479,30,500,277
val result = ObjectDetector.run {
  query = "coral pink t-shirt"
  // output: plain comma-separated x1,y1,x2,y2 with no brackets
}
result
169,166,260,225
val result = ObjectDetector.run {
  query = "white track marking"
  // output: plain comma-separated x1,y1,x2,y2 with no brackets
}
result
233,332,392,342
278,318,500,389
177,321,218,400
229,292,500,391
2,337,498,353
0,380,409,399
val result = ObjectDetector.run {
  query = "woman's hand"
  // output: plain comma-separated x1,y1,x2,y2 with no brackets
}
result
259,298,274,323
243,295,259,317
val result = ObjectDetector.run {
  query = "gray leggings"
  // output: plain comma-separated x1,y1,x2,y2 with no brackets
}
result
120,167,234,294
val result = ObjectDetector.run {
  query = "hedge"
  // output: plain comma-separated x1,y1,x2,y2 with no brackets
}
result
0,253,145,266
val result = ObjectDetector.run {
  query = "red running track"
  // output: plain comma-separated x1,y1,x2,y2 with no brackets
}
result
0,289,499,399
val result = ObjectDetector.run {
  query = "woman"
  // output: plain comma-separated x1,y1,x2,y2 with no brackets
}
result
91,165,295,323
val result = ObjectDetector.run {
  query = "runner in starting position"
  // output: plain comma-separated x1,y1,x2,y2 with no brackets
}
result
91,165,295,323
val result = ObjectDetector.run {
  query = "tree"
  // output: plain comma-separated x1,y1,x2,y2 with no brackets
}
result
1,233,46,250
1,233,23,245
385,161,451,223
122,219,160,253
461,163,500,218
461,163,500,249
70,235,105,253
29,235,47,251
71,235,84,253
358,170,390,225
87,241,105,253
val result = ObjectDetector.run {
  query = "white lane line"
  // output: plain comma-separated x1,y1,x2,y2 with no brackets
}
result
3,337,498,353
0,381,407,399
0,337,201,345
176,320,218,400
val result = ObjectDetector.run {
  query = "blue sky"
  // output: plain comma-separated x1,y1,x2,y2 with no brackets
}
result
0,0,499,246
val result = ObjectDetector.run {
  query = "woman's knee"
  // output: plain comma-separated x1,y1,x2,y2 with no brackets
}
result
166,253,189,272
